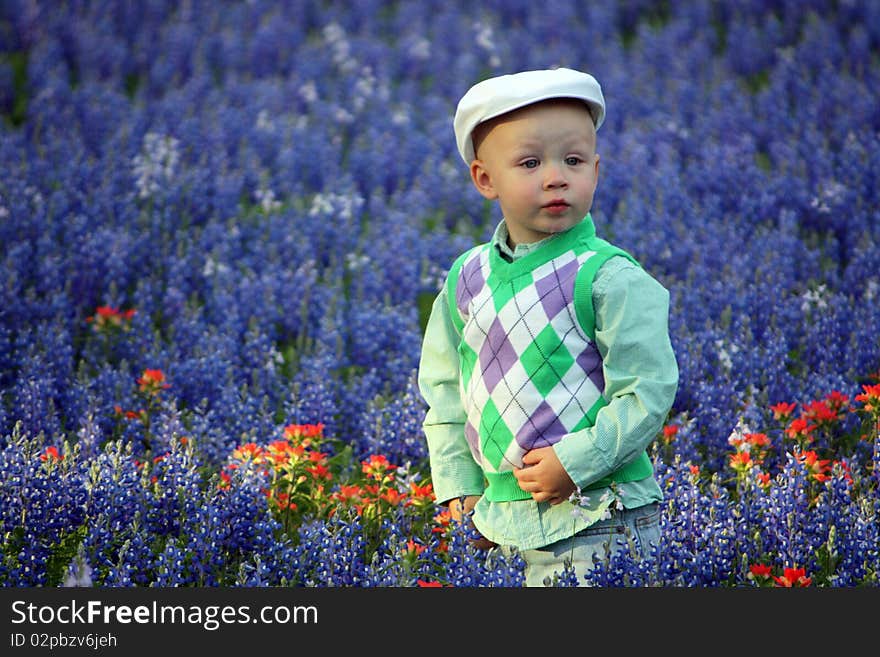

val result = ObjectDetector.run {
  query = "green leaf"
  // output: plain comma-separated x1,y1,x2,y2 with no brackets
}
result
45,525,88,587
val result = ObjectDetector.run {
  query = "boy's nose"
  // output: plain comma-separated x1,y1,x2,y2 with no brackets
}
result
543,165,567,189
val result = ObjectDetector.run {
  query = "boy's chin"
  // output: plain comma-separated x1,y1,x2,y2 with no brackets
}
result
538,215,582,233
506,214,582,243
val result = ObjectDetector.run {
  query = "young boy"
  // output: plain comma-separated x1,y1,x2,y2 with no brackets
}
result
417,68,679,586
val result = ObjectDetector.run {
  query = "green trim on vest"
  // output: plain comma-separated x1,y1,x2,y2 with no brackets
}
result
483,451,654,501
583,450,654,491
485,472,534,501
573,238,640,342
445,244,486,335
486,219,596,281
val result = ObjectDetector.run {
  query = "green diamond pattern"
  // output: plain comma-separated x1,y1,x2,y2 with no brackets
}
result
479,398,513,470
521,324,575,397
459,342,477,389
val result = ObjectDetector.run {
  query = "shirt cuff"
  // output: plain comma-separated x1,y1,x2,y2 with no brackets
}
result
424,423,486,504
553,429,611,490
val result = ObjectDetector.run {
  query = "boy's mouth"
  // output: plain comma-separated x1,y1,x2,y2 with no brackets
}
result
543,200,570,214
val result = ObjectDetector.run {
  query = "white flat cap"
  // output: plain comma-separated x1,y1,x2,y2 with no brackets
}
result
453,67,605,164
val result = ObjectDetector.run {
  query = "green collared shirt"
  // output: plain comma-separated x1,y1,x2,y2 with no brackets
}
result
417,217,678,550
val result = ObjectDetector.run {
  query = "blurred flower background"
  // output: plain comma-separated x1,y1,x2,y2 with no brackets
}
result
1,0,879,586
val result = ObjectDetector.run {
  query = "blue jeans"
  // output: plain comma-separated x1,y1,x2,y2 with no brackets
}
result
509,502,661,587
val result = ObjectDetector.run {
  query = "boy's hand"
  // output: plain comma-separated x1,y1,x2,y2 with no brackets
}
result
448,495,497,550
448,495,480,522
514,446,576,505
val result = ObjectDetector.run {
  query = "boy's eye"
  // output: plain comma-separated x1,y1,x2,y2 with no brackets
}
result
565,156,582,166
521,159,539,169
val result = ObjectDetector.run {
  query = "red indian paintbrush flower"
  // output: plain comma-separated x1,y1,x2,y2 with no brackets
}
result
40,446,61,462
784,417,815,443
773,567,811,587
362,454,396,481
409,482,434,500
770,401,797,422
306,461,332,481
823,390,849,412
232,442,265,463
749,563,773,579
855,383,880,413
795,450,831,483
380,487,407,506
283,423,325,442
729,451,753,472
432,510,452,533
802,399,838,424
744,432,770,448
137,368,170,395
729,431,770,452
87,305,136,330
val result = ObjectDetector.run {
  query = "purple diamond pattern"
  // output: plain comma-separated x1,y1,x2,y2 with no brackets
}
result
515,400,567,449
456,252,486,315
464,421,481,455
479,317,518,393
534,257,578,320
576,344,605,391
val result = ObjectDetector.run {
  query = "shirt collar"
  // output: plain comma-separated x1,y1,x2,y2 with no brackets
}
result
492,221,558,262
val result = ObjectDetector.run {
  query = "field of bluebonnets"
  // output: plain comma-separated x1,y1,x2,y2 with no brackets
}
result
1,0,879,588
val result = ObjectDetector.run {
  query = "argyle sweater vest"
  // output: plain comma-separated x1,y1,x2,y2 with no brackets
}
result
446,217,654,502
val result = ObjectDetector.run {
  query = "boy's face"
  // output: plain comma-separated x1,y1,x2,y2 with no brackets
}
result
469,99,599,246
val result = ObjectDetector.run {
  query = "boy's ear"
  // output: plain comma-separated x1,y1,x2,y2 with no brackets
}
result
469,160,498,200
